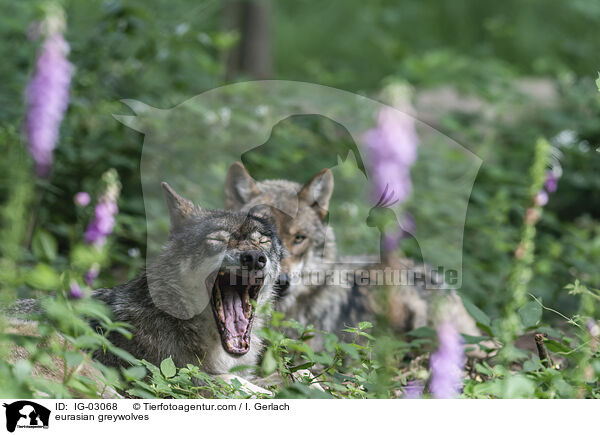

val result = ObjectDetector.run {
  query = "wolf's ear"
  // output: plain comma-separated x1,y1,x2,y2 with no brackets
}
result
161,182,199,230
225,162,260,210
299,168,334,220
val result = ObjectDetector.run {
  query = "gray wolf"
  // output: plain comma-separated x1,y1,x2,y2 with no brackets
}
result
93,182,284,376
224,162,481,349
5,182,283,396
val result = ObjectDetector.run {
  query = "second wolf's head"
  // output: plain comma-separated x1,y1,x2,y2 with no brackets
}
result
148,183,283,356
224,163,335,310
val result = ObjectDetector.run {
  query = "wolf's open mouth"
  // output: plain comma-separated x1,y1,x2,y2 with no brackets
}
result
207,269,264,355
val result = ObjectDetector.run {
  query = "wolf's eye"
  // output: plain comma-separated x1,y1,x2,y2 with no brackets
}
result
206,238,226,246
206,231,230,246
259,236,271,245
293,234,307,244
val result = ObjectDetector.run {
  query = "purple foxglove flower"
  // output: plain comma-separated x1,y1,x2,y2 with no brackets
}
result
364,107,419,205
535,190,549,207
403,380,424,399
25,15,73,178
84,170,121,247
74,191,91,207
84,263,100,286
544,170,558,193
364,87,419,253
68,281,84,299
430,321,465,399
85,201,118,247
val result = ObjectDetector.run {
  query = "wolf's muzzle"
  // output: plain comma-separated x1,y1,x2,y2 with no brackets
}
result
240,250,267,271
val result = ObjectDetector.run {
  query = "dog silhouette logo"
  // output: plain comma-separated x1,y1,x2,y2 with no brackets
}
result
3,401,50,432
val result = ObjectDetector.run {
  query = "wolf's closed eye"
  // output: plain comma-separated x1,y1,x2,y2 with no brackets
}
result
206,231,230,246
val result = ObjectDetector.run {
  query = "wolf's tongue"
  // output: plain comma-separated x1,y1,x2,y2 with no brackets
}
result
222,289,249,337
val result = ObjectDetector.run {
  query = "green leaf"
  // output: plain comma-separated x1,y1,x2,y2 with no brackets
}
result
276,382,333,399
358,321,373,330
312,352,334,366
544,339,571,354
25,264,61,290
122,366,147,381
229,377,242,389
32,229,58,262
518,301,542,328
522,360,542,372
596,72,600,92
261,348,278,376
138,360,162,379
126,387,157,399
160,357,177,378
536,326,561,339
289,362,315,373
12,360,33,383
111,326,133,340
475,362,493,377
462,299,490,327
503,374,535,398
71,244,105,269
73,335,103,348
338,342,360,359
461,334,488,344
408,326,436,338
108,346,138,365
65,351,84,368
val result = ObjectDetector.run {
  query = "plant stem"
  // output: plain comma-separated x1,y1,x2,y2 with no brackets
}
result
534,334,552,368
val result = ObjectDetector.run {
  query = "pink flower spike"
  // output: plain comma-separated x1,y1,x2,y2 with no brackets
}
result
25,12,73,178
363,83,419,253
84,170,121,247
430,321,465,399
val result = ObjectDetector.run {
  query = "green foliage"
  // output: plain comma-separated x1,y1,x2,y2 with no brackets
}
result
1,0,599,400
274,0,600,90
500,138,552,348
126,359,272,399
118,300,600,399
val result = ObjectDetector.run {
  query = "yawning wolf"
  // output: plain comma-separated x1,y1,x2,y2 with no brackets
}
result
5,182,284,396
92,182,284,375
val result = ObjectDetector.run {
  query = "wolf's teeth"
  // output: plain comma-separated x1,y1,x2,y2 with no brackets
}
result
247,280,262,299
243,289,251,318
215,284,224,322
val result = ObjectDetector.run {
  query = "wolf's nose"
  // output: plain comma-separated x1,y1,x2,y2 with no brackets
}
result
241,251,267,270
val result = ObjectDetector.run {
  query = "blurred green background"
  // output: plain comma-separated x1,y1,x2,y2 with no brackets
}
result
1,0,599,320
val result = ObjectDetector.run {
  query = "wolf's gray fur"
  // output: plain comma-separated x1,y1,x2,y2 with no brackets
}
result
225,162,480,350
93,182,283,374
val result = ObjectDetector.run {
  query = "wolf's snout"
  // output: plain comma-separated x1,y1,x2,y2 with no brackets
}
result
240,250,267,270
